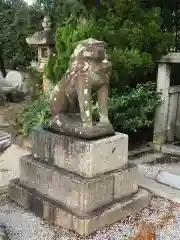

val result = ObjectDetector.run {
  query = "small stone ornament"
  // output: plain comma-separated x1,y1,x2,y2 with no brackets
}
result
47,38,115,139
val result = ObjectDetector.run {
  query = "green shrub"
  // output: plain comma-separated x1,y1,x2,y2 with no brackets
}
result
19,82,161,136
45,18,101,84
44,54,57,85
19,92,51,136
45,6,172,88
108,82,161,132
23,67,43,100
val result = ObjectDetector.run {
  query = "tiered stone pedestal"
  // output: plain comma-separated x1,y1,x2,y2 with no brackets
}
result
8,127,150,236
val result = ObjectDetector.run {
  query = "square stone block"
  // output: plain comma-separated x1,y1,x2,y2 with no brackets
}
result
32,127,128,177
19,155,114,216
72,188,150,236
113,164,138,200
9,179,150,236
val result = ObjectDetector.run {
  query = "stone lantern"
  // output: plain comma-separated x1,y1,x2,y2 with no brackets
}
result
26,16,55,92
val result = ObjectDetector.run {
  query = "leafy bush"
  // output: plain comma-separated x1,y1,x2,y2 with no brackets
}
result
23,67,43,100
45,18,101,84
19,93,51,136
44,54,57,85
108,82,161,132
45,6,172,88
19,82,161,136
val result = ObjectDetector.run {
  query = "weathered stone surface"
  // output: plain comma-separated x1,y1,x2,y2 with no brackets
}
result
113,164,138,200
161,144,180,156
19,155,114,215
26,16,55,45
137,173,180,204
9,179,29,209
157,170,180,190
46,117,115,140
128,145,152,159
0,145,30,191
31,128,52,163
32,127,128,177
129,153,164,165
73,188,150,236
166,92,178,142
9,179,150,236
43,200,73,228
153,63,170,145
50,38,112,130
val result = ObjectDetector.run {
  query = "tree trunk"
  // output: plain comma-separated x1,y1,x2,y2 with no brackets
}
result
0,50,6,78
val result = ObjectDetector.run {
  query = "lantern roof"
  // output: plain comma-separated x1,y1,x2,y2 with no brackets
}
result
26,16,55,46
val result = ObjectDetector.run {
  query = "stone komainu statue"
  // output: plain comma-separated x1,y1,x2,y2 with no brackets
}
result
50,38,112,128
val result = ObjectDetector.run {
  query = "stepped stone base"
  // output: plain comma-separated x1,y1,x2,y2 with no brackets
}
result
19,155,138,216
20,155,114,216
9,179,150,236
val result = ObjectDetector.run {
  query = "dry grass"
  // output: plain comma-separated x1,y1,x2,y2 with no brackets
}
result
0,102,24,134
0,102,32,150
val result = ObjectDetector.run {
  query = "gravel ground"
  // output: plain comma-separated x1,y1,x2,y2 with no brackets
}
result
0,195,178,240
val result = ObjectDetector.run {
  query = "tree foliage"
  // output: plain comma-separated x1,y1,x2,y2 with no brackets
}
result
39,0,171,135
0,0,43,69
45,2,172,89
0,0,174,134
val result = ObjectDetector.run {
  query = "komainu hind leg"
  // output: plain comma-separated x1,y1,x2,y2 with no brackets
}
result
76,75,93,127
97,84,111,126
50,82,69,116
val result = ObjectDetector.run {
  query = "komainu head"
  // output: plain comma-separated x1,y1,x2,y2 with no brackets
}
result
70,38,109,62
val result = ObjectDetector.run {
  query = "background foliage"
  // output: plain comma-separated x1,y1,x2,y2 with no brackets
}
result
19,92,51,136
0,0,43,70
108,82,161,132
19,82,161,136
23,67,43,100
45,2,172,90
1,0,177,136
